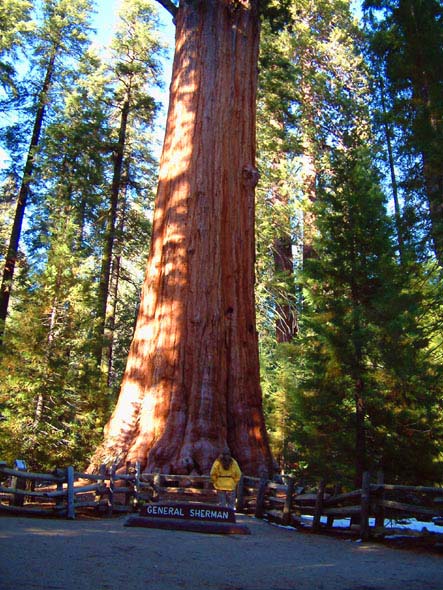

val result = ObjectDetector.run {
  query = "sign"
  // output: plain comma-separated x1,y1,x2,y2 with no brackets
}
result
126,501,250,534
140,502,236,523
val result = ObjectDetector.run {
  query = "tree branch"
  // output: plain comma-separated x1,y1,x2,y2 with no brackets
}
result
155,0,178,19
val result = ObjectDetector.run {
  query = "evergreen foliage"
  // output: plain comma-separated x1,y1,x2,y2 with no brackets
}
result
0,0,96,342
0,0,442,482
363,0,443,265
295,139,443,485
0,0,34,92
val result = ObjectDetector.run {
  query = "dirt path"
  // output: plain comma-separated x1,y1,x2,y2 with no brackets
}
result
0,514,441,590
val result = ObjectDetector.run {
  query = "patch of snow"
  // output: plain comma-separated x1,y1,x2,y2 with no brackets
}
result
300,514,443,534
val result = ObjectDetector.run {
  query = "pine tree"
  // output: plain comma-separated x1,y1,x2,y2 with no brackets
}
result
0,50,109,469
256,0,370,471
256,19,300,344
0,0,95,343
0,246,103,470
364,0,443,265
296,136,443,485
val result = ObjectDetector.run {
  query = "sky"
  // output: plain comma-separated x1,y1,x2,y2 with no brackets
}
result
91,0,124,45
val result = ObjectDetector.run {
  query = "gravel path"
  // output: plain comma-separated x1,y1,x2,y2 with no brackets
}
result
0,514,441,589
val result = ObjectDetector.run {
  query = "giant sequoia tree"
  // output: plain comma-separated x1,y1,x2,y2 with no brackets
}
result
90,0,275,476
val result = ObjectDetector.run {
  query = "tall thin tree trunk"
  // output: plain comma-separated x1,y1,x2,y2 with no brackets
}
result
90,0,273,477
104,170,129,388
97,100,130,371
301,144,318,263
34,281,59,428
273,232,297,342
105,253,120,384
0,51,56,344
378,77,405,263
271,180,297,342
354,377,366,488
299,67,318,264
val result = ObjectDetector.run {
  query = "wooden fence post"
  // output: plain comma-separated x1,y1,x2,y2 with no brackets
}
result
134,461,141,509
153,468,163,501
282,477,295,526
109,463,116,515
66,466,75,520
124,461,134,506
98,464,106,486
360,471,370,540
12,459,27,507
313,479,325,531
94,464,107,511
125,462,132,507
254,477,268,519
236,475,245,513
54,468,65,509
374,470,385,530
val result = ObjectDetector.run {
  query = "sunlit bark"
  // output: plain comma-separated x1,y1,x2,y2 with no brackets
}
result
90,0,274,477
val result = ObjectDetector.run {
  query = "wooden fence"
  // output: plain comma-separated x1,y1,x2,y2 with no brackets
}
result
1,461,442,540
244,472,443,540
0,461,220,519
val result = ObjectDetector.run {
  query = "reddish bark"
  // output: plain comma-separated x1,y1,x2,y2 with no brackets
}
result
90,0,274,477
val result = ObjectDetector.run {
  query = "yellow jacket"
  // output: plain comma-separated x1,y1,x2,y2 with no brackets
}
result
210,457,242,491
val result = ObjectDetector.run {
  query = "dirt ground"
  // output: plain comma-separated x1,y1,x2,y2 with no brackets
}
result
0,513,441,590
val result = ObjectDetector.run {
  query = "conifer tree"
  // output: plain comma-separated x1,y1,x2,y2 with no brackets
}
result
0,49,108,467
363,0,443,265
0,243,103,470
0,2,165,467
0,0,95,343
90,0,278,477
256,0,370,471
296,135,443,485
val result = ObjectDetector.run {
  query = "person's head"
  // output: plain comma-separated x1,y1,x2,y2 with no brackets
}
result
220,447,232,468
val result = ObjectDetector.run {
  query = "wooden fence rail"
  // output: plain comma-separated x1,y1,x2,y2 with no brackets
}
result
1,461,442,540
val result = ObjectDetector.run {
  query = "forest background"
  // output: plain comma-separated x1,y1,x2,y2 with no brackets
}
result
0,0,442,488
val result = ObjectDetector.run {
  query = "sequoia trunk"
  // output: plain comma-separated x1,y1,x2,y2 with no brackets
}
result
90,0,274,477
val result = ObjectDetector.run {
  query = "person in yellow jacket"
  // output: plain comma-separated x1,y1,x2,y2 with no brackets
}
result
210,447,242,510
